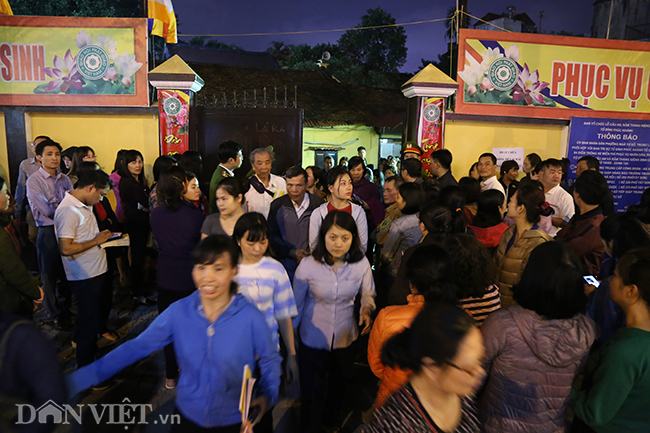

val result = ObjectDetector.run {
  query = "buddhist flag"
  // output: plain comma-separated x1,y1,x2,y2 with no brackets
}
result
0,0,13,15
148,0,177,44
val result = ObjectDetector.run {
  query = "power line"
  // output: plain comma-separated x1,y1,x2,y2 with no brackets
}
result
178,17,451,38
461,10,512,33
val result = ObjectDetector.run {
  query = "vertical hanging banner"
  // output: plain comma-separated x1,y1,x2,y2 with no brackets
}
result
419,97,445,177
158,89,190,155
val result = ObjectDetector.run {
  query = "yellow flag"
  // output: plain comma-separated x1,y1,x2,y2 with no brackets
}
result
0,0,13,15
148,0,177,44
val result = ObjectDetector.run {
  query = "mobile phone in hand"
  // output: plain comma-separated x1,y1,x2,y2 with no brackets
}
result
583,275,600,288
108,232,123,240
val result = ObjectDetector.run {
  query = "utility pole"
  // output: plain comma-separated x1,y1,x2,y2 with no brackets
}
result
539,11,545,34
458,0,469,30
606,0,614,39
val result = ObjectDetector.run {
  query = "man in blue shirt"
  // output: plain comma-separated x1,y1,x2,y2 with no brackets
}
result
26,139,73,328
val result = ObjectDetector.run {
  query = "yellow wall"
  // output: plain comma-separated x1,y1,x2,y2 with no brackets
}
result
444,120,568,179
0,113,8,186
29,113,160,182
2,113,569,186
302,125,380,167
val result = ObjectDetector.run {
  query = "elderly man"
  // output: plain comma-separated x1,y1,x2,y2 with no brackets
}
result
268,166,323,280
245,147,287,218
376,176,404,246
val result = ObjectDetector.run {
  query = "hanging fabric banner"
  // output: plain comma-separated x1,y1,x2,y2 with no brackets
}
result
419,97,445,177
158,89,190,155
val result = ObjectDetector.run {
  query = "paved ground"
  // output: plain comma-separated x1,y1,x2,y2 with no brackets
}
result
37,281,378,433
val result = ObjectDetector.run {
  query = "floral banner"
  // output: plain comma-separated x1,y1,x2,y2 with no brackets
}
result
456,29,650,120
419,97,445,178
0,16,148,106
159,89,190,155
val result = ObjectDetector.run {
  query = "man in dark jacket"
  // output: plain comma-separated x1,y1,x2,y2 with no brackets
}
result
573,155,615,216
430,149,458,187
268,166,323,280
556,170,608,275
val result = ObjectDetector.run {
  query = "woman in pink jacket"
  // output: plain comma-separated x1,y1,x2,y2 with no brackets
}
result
478,242,596,433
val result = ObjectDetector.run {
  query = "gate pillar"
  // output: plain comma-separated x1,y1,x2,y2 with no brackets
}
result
401,64,457,178
148,55,204,155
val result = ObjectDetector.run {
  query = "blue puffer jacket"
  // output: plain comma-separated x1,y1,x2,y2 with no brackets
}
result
478,305,596,433
68,292,281,428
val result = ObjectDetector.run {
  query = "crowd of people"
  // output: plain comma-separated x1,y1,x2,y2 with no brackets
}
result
1,137,650,433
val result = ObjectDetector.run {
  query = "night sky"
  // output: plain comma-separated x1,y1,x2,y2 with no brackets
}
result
174,0,596,72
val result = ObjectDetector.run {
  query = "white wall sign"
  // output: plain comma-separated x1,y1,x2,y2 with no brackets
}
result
492,147,524,170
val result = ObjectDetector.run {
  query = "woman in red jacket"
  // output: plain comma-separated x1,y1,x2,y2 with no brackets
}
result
467,189,508,253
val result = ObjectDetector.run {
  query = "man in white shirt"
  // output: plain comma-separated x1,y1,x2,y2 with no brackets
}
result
478,153,506,199
54,168,114,367
245,147,287,218
539,158,575,236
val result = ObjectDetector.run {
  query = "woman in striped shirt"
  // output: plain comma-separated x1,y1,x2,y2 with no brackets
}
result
232,213,298,379
232,212,298,433
443,234,501,326
363,303,483,433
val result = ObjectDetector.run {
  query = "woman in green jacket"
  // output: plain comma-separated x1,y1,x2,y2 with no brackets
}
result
0,177,42,316
571,247,650,433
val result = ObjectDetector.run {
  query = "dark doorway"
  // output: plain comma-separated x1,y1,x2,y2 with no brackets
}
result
197,107,303,191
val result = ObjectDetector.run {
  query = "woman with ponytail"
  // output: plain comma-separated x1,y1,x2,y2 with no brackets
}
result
439,185,469,234
369,244,457,408
363,303,484,432
495,183,554,307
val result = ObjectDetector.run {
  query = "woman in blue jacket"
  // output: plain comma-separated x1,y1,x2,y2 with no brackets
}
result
68,235,281,432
